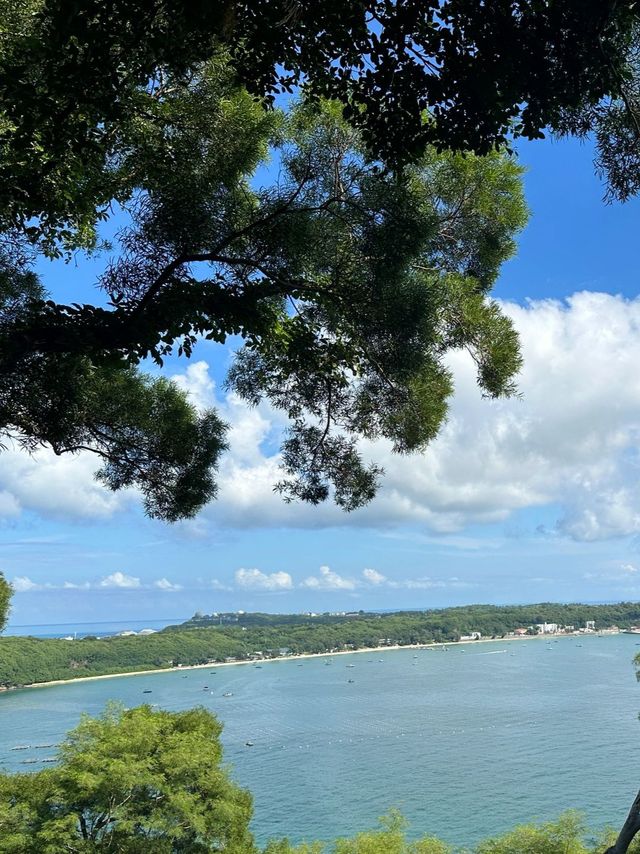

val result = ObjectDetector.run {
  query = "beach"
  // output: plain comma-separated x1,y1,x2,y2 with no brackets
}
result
11,630,606,691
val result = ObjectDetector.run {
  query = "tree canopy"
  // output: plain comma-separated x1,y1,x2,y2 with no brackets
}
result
0,46,527,521
2,0,639,525
1,0,638,220
0,704,256,853
0,573,10,633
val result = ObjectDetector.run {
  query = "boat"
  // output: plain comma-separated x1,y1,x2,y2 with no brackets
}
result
223,692,233,697
142,690,152,694
348,679,355,683
245,741,254,747
11,745,29,751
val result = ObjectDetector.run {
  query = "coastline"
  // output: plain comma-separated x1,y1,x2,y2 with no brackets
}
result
8,631,610,692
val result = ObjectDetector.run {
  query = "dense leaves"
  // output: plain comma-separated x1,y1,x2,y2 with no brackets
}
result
0,55,527,517
2,1,639,523
0,0,638,233
0,573,10,633
0,705,256,853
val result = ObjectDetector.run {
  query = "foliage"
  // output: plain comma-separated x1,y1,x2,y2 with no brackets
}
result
0,1,639,527
0,54,527,518
0,573,10,633
0,704,256,853
0,0,637,212
1,602,637,689
475,812,588,854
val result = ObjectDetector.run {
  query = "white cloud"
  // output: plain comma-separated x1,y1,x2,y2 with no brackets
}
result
0,443,129,522
301,565,356,591
5,291,640,542
362,568,387,585
99,571,141,589
204,291,640,541
235,568,293,590
11,576,42,592
171,361,216,412
154,577,183,591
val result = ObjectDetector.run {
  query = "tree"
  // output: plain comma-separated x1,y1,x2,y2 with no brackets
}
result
0,54,527,519
0,704,256,853
0,573,10,633
0,0,637,233
1,1,638,524
598,653,640,854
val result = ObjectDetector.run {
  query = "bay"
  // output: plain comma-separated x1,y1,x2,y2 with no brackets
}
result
1,633,639,847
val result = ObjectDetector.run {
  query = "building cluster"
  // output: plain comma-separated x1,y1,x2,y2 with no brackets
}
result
507,619,610,637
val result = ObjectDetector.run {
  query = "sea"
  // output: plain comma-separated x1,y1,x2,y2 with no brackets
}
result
0,632,639,848
4,618,184,638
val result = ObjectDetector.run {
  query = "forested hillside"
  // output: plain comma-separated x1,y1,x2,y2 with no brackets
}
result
2,602,638,689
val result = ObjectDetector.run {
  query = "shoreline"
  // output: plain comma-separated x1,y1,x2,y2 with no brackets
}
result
6,631,619,692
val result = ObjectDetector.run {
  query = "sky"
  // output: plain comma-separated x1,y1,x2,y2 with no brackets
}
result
4,133,640,628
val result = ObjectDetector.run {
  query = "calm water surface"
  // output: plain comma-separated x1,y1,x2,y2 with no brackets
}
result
1,633,639,847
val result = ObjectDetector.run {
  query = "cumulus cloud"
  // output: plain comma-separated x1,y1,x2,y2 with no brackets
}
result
11,576,42,592
0,442,129,522
171,361,216,412
11,572,184,593
5,292,640,542
205,291,640,541
154,577,183,591
235,568,293,590
301,565,356,591
362,568,387,585
98,571,141,589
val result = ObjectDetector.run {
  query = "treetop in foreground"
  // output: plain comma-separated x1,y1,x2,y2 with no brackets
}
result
0,704,255,853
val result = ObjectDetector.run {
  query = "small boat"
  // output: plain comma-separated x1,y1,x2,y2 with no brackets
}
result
142,690,152,694
348,679,355,683
20,759,38,765
203,686,209,690
11,745,29,751
245,741,254,747
223,692,233,697
346,664,355,668
34,744,55,749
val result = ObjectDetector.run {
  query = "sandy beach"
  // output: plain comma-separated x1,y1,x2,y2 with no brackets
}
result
12,630,602,692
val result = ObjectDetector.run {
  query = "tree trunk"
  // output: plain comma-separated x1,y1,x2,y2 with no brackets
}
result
604,789,640,854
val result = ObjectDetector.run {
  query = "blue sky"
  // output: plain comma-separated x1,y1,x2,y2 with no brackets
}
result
4,133,640,628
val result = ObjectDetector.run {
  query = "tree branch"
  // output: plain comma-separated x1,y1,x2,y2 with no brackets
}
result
604,789,640,854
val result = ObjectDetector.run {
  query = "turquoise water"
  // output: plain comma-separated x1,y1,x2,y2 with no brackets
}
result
1,633,639,847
